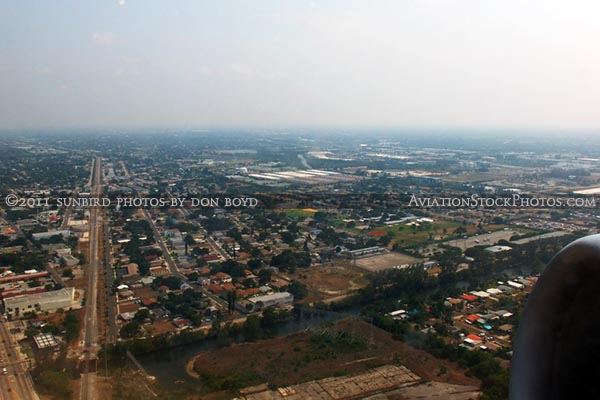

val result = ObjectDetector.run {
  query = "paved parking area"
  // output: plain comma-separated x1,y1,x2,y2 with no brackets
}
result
444,230,517,250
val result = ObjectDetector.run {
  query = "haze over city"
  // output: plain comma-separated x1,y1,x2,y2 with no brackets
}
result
3,2,600,400
2,0,600,130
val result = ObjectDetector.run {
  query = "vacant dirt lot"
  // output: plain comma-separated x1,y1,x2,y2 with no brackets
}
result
148,319,177,335
293,261,368,303
355,252,422,272
190,319,479,399
382,381,481,400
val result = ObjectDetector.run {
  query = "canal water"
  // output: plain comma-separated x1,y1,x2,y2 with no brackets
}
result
137,266,533,391
137,308,354,390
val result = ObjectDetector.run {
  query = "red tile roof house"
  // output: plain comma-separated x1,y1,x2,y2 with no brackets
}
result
222,237,236,245
172,319,191,329
149,266,169,276
208,284,225,296
221,283,236,292
196,266,211,275
141,297,157,307
202,254,222,263
211,272,232,283
464,334,483,346
236,288,260,298
158,285,170,293
460,294,478,302
149,259,163,268
465,314,480,323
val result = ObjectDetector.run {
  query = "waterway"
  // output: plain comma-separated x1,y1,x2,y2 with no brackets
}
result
137,265,533,391
137,308,355,390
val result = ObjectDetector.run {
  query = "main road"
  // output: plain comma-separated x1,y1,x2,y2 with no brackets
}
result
80,156,103,400
103,217,117,344
0,319,39,400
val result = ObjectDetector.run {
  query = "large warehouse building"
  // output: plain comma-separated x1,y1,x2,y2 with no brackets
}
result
248,292,294,310
3,287,75,316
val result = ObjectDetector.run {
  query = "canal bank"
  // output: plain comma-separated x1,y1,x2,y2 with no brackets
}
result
136,308,354,391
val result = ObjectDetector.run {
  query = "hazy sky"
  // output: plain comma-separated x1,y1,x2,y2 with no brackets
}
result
1,1,600,130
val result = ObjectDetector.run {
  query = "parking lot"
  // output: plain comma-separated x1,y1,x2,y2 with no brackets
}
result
444,230,519,251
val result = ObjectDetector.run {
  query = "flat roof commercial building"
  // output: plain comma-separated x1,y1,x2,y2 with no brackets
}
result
248,292,293,309
33,332,59,349
31,230,71,241
3,287,75,316
349,246,386,258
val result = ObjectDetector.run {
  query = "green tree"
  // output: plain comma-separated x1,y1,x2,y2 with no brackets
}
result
62,310,79,342
61,268,74,278
134,308,151,322
258,269,272,285
286,281,308,300
184,234,195,256
120,321,141,339
243,315,262,341
38,370,72,399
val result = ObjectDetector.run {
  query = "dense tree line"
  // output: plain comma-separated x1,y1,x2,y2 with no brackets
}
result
351,234,584,400
270,250,311,273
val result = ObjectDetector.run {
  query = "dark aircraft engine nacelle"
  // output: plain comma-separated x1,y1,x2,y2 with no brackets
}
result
511,234,600,399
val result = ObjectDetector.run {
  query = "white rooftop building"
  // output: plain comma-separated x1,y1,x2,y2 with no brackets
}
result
484,245,513,253
248,292,294,309
33,332,59,349
3,287,75,316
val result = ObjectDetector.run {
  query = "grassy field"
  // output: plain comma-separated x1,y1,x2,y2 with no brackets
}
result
331,218,364,234
378,220,519,249
285,208,318,218
381,220,463,248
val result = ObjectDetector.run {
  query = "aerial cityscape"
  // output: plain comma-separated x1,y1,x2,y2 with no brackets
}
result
2,1,600,400
0,132,599,399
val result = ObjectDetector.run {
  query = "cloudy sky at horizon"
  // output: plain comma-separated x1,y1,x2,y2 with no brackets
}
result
1,0,600,131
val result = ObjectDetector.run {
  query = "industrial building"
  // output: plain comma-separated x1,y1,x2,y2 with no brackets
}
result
349,246,386,258
3,287,75,316
248,292,293,309
31,229,71,241
60,253,79,266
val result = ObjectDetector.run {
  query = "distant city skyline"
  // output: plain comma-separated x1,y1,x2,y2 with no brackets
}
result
1,1,600,131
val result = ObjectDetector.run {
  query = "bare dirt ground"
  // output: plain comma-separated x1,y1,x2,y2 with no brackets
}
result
67,236,88,290
93,375,114,400
377,381,481,400
100,369,161,400
355,252,422,272
293,262,368,303
190,319,479,399
131,286,159,300
147,319,177,335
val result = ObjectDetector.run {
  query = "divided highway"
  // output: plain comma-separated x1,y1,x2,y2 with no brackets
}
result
80,157,103,400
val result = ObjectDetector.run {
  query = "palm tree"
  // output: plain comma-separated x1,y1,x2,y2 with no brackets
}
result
184,234,195,256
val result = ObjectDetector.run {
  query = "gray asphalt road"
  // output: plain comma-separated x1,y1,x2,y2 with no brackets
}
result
80,157,103,400
0,320,38,400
